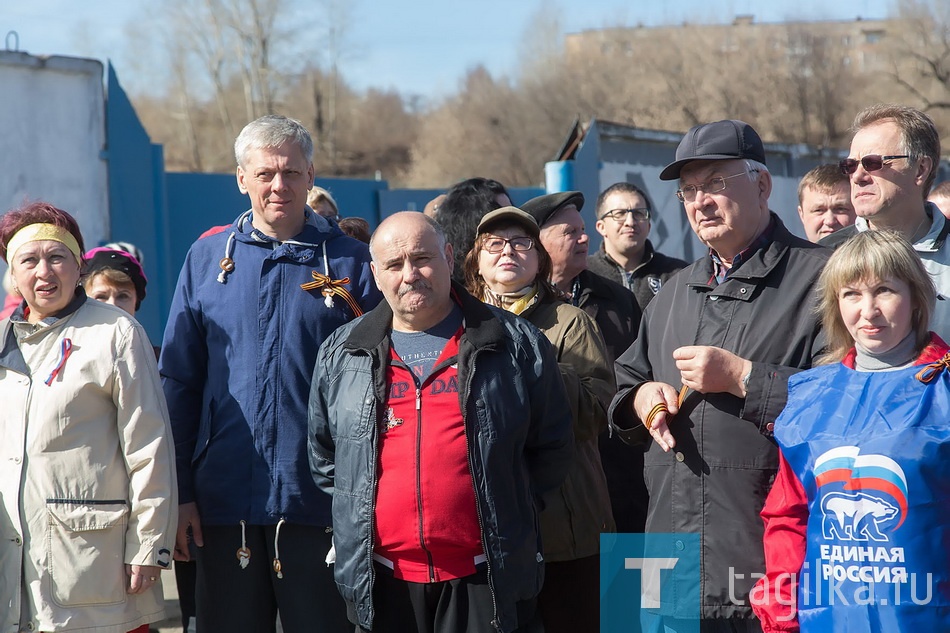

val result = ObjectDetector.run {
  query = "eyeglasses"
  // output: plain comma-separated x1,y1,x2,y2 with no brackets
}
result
482,236,534,254
675,172,749,203
839,154,909,175
600,208,651,223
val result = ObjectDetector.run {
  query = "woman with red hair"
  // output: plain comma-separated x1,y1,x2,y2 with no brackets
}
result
0,202,177,633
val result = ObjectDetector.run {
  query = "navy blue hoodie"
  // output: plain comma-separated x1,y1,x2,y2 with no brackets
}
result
161,209,381,526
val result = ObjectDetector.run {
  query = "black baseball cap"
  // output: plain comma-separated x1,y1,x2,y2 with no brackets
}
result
660,120,766,181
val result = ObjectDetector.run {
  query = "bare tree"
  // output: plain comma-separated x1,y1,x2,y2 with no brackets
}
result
887,0,950,113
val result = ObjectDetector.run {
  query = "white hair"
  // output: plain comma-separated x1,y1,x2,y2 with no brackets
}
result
234,115,314,167
745,159,769,181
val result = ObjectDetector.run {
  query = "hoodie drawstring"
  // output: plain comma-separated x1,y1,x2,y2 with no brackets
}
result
272,518,286,579
237,519,251,569
217,231,237,284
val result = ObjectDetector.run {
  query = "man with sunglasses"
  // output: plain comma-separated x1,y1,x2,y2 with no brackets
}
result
820,104,948,337
608,120,829,632
589,182,688,311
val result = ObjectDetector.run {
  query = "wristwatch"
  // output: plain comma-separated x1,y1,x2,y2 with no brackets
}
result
741,368,752,395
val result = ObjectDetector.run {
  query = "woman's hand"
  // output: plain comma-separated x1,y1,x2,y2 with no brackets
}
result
126,564,162,594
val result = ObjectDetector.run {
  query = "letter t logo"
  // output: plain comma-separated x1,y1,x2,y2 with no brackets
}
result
625,558,679,608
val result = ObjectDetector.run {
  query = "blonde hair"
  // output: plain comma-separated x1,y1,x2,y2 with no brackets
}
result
307,186,339,217
817,230,935,364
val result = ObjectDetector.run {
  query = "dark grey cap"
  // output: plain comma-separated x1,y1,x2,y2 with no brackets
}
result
659,120,766,181
520,191,585,227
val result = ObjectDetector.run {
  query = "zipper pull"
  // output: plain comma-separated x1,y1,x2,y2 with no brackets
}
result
416,388,421,411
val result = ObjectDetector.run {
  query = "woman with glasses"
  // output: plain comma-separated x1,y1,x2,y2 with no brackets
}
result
463,206,615,633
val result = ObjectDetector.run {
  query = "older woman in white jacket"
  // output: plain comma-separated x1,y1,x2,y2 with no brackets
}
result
0,202,177,633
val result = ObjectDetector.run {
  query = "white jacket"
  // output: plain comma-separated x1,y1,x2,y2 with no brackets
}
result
0,297,177,633
853,202,950,339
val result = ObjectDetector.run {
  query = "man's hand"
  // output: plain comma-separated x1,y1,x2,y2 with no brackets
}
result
175,501,204,562
673,346,752,398
632,381,681,452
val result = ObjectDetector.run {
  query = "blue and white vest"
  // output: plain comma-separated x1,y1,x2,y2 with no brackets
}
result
774,348,950,631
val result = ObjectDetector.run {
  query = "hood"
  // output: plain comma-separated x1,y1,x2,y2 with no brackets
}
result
215,207,346,283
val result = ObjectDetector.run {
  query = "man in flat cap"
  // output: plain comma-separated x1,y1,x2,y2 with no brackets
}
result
521,191,641,367
608,120,830,631
521,192,647,535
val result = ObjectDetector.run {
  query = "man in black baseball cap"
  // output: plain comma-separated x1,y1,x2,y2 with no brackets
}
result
658,119,767,181
608,119,830,631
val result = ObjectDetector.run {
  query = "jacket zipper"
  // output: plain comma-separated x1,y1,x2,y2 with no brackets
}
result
368,387,379,625
462,352,501,631
413,384,437,582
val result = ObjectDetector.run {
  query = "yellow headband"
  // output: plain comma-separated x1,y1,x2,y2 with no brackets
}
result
6,223,82,264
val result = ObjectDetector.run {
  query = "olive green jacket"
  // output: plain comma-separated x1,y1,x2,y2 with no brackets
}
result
523,296,616,561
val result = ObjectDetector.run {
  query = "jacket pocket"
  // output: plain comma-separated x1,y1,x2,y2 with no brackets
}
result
46,500,129,607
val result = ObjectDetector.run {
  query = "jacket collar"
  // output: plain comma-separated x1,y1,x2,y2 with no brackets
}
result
599,239,656,273
852,202,950,253
232,206,343,249
0,289,87,374
9,287,86,327
344,281,507,354
687,212,803,288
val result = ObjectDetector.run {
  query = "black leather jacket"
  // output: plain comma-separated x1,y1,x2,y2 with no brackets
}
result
587,240,688,311
309,283,574,632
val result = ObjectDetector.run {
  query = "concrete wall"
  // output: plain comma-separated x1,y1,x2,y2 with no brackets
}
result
0,51,108,263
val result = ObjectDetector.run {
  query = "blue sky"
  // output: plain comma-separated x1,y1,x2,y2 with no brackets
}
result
4,0,893,100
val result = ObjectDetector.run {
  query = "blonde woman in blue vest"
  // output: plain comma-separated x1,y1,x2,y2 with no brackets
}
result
754,230,950,632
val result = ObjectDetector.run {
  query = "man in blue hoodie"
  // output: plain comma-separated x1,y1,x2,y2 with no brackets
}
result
160,115,381,632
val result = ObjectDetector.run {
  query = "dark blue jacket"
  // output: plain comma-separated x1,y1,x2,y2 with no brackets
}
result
309,284,574,632
161,209,381,526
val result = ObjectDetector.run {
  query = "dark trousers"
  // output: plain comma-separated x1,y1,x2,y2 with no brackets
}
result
356,564,542,633
537,555,601,633
195,523,349,633
174,560,197,630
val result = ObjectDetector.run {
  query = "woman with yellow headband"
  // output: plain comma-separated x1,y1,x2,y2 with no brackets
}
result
0,202,177,633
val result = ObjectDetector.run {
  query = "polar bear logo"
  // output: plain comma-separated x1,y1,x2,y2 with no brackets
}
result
821,492,898,542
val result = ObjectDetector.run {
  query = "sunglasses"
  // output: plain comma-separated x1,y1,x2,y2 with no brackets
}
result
839,154,909,175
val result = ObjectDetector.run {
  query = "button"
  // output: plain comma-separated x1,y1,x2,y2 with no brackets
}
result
675,540,685,551
14,536,21,545
675,452,685,462
13,456,21,463
27,623,35,631
740,288,747,294
766,422,775,432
